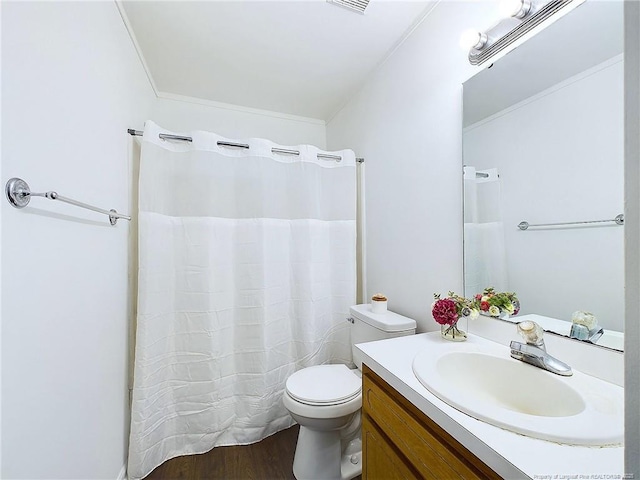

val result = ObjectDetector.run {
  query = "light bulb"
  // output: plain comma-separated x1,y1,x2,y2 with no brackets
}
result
498,0,532,19
459,29,488,51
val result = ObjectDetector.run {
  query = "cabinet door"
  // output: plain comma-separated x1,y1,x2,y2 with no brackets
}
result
362,414,418,480
362,366,501,480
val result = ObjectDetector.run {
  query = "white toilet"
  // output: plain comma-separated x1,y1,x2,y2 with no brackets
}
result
283,304,417,480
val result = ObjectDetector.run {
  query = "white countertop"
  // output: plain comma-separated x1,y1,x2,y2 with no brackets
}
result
355,332,623,480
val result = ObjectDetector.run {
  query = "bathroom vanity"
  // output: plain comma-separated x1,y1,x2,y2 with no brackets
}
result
358,333,624,479
362,365,500,479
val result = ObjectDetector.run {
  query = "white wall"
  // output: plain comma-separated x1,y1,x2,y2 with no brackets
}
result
624,2,640,476
0,2,4,474
464,58,624,331
151,94,327,148
326,2,497,331
1,2,154,478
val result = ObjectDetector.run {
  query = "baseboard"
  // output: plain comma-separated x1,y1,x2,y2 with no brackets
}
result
117,463,127,480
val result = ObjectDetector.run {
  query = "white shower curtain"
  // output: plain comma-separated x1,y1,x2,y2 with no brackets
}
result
128,121,356,479
463,166,508,298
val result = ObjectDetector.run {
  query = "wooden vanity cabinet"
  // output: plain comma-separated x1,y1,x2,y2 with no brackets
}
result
362,365,501,480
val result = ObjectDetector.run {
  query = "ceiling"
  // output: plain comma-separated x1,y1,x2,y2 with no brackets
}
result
121,0,435,121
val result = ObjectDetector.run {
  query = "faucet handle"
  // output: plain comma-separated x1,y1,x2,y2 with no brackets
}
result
517,320,544,346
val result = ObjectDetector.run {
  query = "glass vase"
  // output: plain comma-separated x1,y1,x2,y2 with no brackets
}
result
440,321,467,342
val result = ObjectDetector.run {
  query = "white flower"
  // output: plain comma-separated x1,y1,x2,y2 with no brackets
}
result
469,308,480,320
489,305,500,317
481,296,489,302
505,303,515,314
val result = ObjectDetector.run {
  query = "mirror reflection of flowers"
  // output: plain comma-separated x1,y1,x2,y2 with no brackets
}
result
475,287,520,317
432,291,480,326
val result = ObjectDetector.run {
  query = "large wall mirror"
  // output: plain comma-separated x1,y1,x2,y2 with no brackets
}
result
462,0,624,351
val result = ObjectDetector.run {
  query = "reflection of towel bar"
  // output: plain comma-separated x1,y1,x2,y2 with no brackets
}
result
518,214,624,231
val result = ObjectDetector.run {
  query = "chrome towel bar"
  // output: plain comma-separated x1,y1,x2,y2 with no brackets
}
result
517,214,624,231
5,178,131,225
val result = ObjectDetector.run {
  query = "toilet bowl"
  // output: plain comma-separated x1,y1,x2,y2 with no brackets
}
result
283,305,417,480
284,364,362,480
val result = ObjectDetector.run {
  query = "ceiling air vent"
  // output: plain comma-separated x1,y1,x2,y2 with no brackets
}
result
327,0,370,15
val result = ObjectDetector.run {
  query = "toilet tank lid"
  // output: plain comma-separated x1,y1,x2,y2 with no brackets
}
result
350,304,417,332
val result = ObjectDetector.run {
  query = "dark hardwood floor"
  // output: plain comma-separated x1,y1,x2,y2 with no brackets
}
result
146,425,299,480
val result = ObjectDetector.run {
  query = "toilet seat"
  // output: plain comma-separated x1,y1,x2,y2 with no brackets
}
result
286,364,361,406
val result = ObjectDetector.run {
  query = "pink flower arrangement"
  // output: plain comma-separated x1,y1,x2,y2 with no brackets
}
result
432,297,459,325
432,292,479,326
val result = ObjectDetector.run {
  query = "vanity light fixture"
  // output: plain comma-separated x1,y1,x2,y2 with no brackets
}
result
463,0,585,65
498,0,532,19
326,0,370,14
459,29,489,50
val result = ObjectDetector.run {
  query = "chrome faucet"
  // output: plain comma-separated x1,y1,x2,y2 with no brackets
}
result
510,321,573,376
569,322,604,344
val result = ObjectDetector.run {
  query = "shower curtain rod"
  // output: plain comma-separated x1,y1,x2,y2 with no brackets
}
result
128,129,365,163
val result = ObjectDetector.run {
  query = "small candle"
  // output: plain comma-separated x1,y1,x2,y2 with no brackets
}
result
371,293,387,314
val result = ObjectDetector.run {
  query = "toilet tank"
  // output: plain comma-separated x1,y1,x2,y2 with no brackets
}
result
349,304,417,369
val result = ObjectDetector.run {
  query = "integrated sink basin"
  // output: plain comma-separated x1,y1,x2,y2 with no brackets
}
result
412,341,623,446
436,352,585,417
